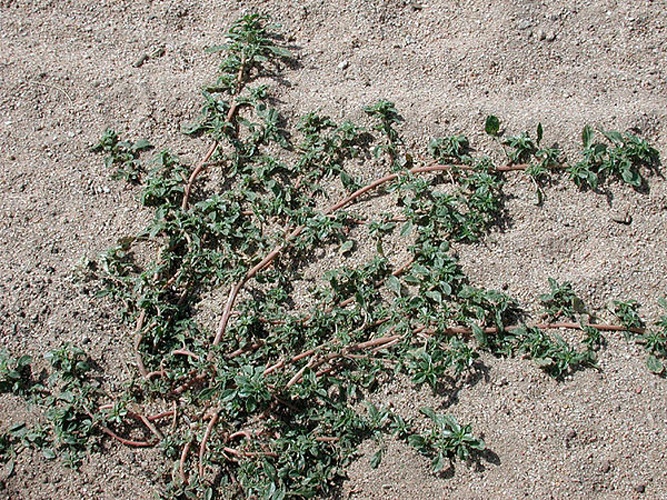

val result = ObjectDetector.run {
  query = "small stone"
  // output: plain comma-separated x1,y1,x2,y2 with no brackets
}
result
518,20,532,30
566,429,577,440
600,460,611,473
337,60,350,71
635,386,643,394
611,211,632,224
537,29,546,41
133,53,149,68
634,483,646,493
546,31,557,42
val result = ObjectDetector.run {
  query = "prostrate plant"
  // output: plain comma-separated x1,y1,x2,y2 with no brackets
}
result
1,13,664,500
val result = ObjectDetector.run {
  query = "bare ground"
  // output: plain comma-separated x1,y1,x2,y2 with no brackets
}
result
1,0,666,498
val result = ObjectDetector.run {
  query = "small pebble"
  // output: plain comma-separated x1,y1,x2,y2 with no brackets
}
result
518,20,532,30
546,31,557,42
133,53,149,68
337,60,350,70
634,483,646,493
537,29,546,41
600,460,611,473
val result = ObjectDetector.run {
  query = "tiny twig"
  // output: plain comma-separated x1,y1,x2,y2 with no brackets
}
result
26,78,74,103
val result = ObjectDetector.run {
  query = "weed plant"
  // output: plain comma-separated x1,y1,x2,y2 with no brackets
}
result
1,13,666,499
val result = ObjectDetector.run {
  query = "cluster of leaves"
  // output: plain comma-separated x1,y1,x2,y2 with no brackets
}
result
3,13,664,500
539,278,588,321
613,299,667,375
92,128,152,184
0,345,111,471
568,126,660,189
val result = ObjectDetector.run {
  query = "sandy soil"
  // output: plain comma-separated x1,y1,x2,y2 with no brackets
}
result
1,0,666,498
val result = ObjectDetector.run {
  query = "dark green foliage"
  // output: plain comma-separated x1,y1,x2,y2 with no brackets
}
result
612,299,645,335
0,350,33,395
637,299,667,375
428,135,472,164
502,326,596,379
92,128,152,183
407,408,485,472
540,278,587,321
568,126,660,189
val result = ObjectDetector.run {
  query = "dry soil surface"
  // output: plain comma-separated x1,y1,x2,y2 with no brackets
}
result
1,1,667,499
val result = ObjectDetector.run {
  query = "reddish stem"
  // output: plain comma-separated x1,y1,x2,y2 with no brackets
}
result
199,411,220,477
98,425,152,447
179,440,192,485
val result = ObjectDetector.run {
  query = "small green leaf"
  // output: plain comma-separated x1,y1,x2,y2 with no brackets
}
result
205,44,230,53
534,357,553,368
386,275,402,296
339,240,354,254
646,355,664,374
400,220,413,237
268,46,293,59
485,115,500,137
5,458,15,476
431,453,446,473
42,448,56,460
582,125,593,149
602,129,624,145
621,167,641,187
419,406,438,421
132,139,152,151
536,123,543,145
370,448,383,469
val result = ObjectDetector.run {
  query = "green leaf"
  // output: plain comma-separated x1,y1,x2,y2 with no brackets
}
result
339,240,354,254
386,275,402,296
132,139,152,151
472,324,488,347
42,448,56,460
268,45,293,59
485,115,500,137
400,220,414,237
431,453,446,473
621,167,641,187
602,129,624,145
646,355,664,374
536,123,543,145
407,434,426,450
205,44,230,53
581,125,593,149
419,406,438,421
534,357,553,368
370,448,383,469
